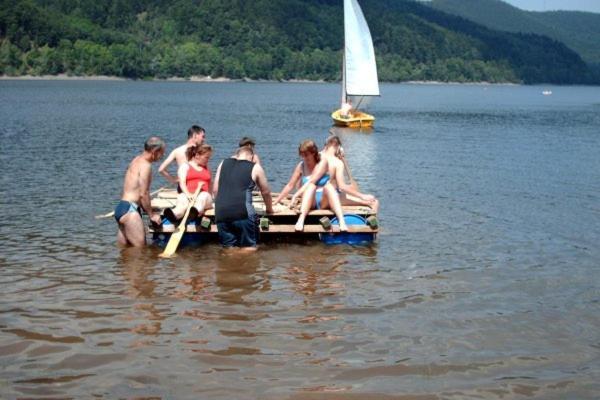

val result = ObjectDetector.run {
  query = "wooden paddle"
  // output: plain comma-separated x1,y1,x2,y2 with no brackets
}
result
341,155,360,192
159,184,202,258
95,187,168,219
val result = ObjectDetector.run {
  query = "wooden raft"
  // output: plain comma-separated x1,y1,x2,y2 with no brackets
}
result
148,189,378,235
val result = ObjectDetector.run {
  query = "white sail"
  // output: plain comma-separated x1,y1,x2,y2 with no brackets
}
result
344,0,379,100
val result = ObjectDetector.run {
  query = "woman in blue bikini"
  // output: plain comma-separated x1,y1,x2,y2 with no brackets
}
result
274,139,327,207
274,139,347,232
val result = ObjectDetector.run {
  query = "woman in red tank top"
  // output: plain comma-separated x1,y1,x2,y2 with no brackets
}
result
163,144,214,223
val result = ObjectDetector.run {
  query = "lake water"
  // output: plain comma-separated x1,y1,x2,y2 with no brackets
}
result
1,80,599,399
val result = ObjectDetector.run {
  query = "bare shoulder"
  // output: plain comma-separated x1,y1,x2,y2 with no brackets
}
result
174,144,189,164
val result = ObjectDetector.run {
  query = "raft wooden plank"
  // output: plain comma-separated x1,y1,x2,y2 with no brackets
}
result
150,224,376,234
260,225,377,233
149,225,218,233
151,190,377,218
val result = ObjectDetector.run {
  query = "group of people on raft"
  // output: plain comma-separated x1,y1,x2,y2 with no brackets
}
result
115,125,379,249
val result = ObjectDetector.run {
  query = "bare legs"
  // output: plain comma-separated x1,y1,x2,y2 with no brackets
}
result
323,184,348,231
339,192,379,213
294,183,317,231
171,192,213,219
293,183,348,232
117,212,146,247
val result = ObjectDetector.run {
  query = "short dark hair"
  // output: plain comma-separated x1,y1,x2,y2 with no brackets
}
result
144,136,165,152
188,125,205,139
236,146,254,157
238,136,256,147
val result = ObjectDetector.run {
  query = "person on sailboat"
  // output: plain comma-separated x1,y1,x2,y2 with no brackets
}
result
340,99,353,119
291,135,378,231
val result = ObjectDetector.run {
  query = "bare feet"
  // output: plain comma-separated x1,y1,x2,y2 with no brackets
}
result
294,216,305,232
370,198,379,214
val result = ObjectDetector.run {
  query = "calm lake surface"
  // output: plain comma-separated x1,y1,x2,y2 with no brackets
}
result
1,81,599,399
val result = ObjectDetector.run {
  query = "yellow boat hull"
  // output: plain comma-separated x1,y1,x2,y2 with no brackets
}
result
331,109,375,128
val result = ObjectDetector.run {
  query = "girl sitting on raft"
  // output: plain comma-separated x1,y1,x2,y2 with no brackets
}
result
274,139,340,211
290,135,379,231
163,144,214,224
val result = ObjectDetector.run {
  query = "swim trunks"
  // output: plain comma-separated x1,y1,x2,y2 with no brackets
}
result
114,200,142,222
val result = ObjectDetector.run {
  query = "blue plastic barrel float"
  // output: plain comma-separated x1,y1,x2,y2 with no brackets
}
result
319,214,376,245
152,218,211,248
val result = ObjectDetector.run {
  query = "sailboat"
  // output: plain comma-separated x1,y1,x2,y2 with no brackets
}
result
331,0,380,128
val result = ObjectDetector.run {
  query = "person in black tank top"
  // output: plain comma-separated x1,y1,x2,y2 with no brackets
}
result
213,147,274,249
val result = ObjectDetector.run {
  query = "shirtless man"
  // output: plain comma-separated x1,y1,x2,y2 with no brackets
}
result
115,136,166,247
158,125,205,186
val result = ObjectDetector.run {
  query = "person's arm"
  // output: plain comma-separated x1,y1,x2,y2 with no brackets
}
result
139,161,161,225
273,163,302,204
177,163,192,197
158,150,179,185
212,161,223,199
252,153,261,166
334,160,375,202
290,159,328,205
252,164,274,214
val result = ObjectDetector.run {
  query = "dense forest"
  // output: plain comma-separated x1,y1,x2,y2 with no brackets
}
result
428,0,600,68
1,0,598,84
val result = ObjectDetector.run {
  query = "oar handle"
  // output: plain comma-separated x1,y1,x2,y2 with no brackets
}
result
341,155,359,192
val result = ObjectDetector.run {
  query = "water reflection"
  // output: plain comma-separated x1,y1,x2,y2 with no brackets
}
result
2,81,599,398
214,250,269,306
118,247,160,299
117,247,167,337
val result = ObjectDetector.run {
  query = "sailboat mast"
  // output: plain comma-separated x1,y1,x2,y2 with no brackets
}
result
341,52,347,105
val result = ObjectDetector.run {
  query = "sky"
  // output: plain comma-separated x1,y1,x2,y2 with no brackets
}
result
502,0,600,13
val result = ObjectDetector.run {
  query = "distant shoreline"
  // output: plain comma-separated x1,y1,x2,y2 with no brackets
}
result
0,74,327,83
0,74,524,85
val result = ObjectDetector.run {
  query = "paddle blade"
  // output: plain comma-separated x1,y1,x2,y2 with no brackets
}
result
158,184,202,258
159,227,185,258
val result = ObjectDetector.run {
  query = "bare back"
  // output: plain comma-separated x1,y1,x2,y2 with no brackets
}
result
121,155,152,203
322,154,344,188
172,144,189,166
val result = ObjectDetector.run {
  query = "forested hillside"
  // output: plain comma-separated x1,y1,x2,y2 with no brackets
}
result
427,0,600,67
1,0,597,83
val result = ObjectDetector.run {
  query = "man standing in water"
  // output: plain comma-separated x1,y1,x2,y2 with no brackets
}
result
115,136,166,247
213,146,274,250
159,125,205,187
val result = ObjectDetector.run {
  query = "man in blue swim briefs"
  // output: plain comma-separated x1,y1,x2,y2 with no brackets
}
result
115,136,165,247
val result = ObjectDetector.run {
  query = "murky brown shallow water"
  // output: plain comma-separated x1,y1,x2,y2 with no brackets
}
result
1,81,599,399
